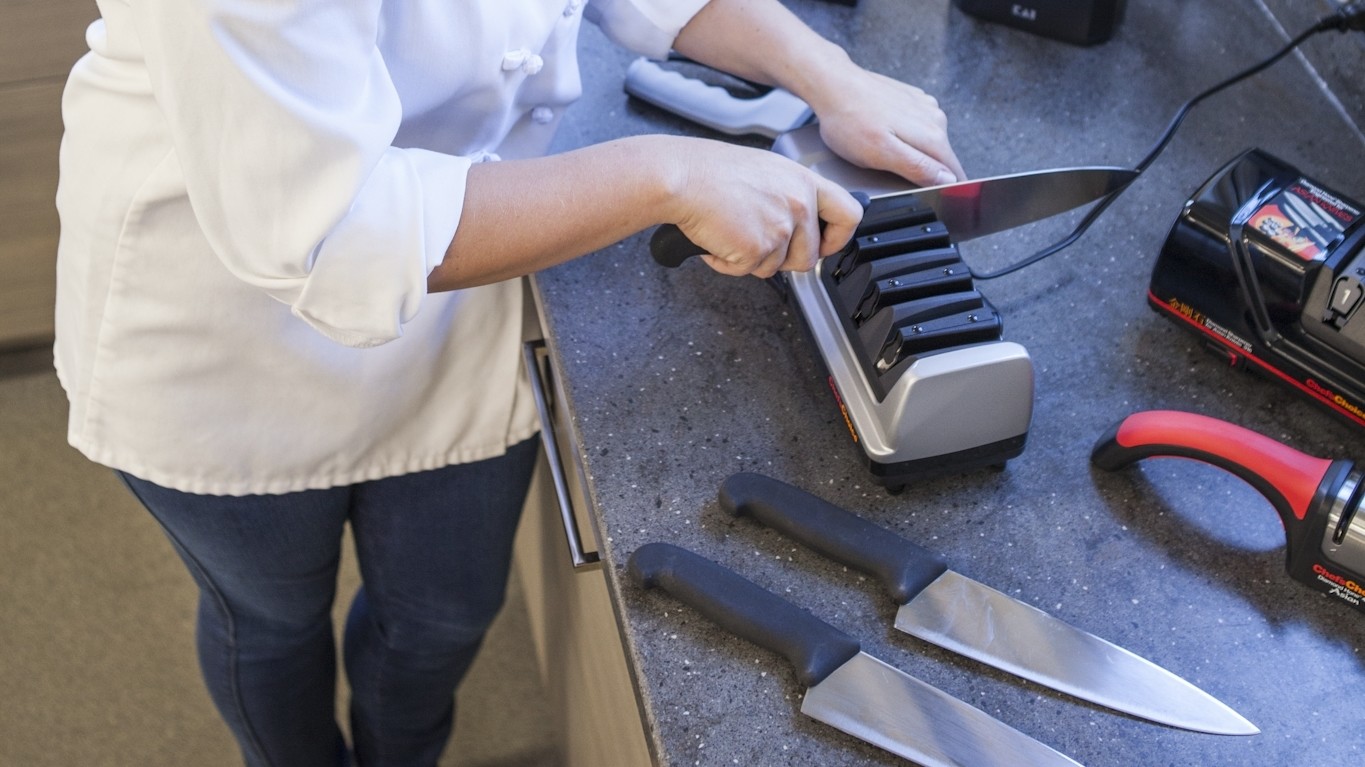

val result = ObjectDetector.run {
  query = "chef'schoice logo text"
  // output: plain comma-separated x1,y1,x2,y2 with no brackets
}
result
1313,563,1365,605
1304,378,1365,423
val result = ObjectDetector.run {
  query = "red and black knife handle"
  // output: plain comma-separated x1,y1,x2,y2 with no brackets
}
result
719,472,949,605
628,542,861,688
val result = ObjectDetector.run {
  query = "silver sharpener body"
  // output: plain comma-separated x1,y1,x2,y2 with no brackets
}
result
773,125,1034,491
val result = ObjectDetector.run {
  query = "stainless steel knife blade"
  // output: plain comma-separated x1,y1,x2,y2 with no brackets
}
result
875,166,1138,244
718,472,1260,736
628,542,1084,767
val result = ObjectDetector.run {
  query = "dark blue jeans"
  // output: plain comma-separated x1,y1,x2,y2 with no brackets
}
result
117,438,538,767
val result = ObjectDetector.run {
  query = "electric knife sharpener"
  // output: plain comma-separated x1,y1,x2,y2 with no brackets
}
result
1150,148,1365,429
772,126,1035,493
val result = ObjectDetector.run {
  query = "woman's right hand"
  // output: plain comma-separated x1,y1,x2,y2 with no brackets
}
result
661,137,864,279
432,134,864,291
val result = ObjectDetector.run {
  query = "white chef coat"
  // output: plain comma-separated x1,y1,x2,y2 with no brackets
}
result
54,0,710,496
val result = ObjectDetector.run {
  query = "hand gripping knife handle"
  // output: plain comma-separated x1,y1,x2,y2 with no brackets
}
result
1092,409,1365,614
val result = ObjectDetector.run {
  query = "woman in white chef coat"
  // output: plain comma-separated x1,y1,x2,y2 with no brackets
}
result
54,0,964,764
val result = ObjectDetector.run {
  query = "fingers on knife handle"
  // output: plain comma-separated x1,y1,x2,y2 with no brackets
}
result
627,542,860,687
649,224,704,268
648,193,870,269
718,472,948,605
1089,410,1341,526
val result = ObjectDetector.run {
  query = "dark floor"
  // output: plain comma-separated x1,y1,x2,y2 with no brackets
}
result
0,346,559,767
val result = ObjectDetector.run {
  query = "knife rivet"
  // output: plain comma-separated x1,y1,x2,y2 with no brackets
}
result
870,236,880,243
911,325,923,333
967,314,978,322
944,268,954,275
887,279,901,287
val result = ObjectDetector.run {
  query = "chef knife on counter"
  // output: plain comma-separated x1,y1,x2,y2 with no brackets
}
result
648,166,1139,268
718,472,1259,736
628,542,1084,767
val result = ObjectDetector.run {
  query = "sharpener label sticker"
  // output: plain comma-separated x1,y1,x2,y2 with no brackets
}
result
1313,563,1365,607
826,376,858,444
1250,179,1362,261
1163,297,1252,352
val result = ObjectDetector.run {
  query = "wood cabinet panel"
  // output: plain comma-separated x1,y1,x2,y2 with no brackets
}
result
1,0,99,349
514,459,654,767
0,0,98,85
0,0,98,350
514,332,654,767
0,81,64,350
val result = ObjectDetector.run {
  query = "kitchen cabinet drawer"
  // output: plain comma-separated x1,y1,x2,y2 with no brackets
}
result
513,329,653,767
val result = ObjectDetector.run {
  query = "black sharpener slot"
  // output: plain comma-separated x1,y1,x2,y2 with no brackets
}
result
820,204,1004,400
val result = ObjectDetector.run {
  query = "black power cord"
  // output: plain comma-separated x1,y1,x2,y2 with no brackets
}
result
970,1,1365,280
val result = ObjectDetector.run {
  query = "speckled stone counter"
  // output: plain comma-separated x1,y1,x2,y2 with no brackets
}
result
535,2,1365,765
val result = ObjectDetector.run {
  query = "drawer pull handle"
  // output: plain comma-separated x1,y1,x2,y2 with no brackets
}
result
522,340,601,570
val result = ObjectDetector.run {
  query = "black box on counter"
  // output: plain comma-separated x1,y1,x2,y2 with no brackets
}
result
952,0,1126,45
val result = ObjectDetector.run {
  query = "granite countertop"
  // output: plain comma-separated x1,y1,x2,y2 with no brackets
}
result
535,2,1365,765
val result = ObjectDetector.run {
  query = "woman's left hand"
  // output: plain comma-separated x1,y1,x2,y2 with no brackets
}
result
674,0,966,188
806,63,967,188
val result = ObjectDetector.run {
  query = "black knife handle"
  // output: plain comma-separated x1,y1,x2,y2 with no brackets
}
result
719,472,948,605
648,192,872,268
628,542,861,688
649,224,702,268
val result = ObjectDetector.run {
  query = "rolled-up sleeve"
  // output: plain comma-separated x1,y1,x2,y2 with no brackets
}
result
129,0,467,347
585,0,712,59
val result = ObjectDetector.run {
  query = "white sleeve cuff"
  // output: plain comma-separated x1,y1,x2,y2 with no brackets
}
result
289,148,470,348
585,0,711,59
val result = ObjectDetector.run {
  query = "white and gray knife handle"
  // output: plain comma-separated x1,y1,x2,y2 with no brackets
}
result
628,542,860,688
719,472,948,605
623,57,813,139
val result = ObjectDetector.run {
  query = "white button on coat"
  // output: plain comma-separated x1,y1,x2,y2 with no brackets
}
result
502,48,545,75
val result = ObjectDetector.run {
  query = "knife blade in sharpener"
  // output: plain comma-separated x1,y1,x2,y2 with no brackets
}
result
649,165,1139,268
628,542,1085,767
718,472,1260,736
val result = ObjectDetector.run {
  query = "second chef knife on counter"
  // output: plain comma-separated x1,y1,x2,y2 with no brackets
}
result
628,542,1084,767
718,472,1259,736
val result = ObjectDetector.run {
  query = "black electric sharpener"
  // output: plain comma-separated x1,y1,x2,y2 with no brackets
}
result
1149,148,1365,427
